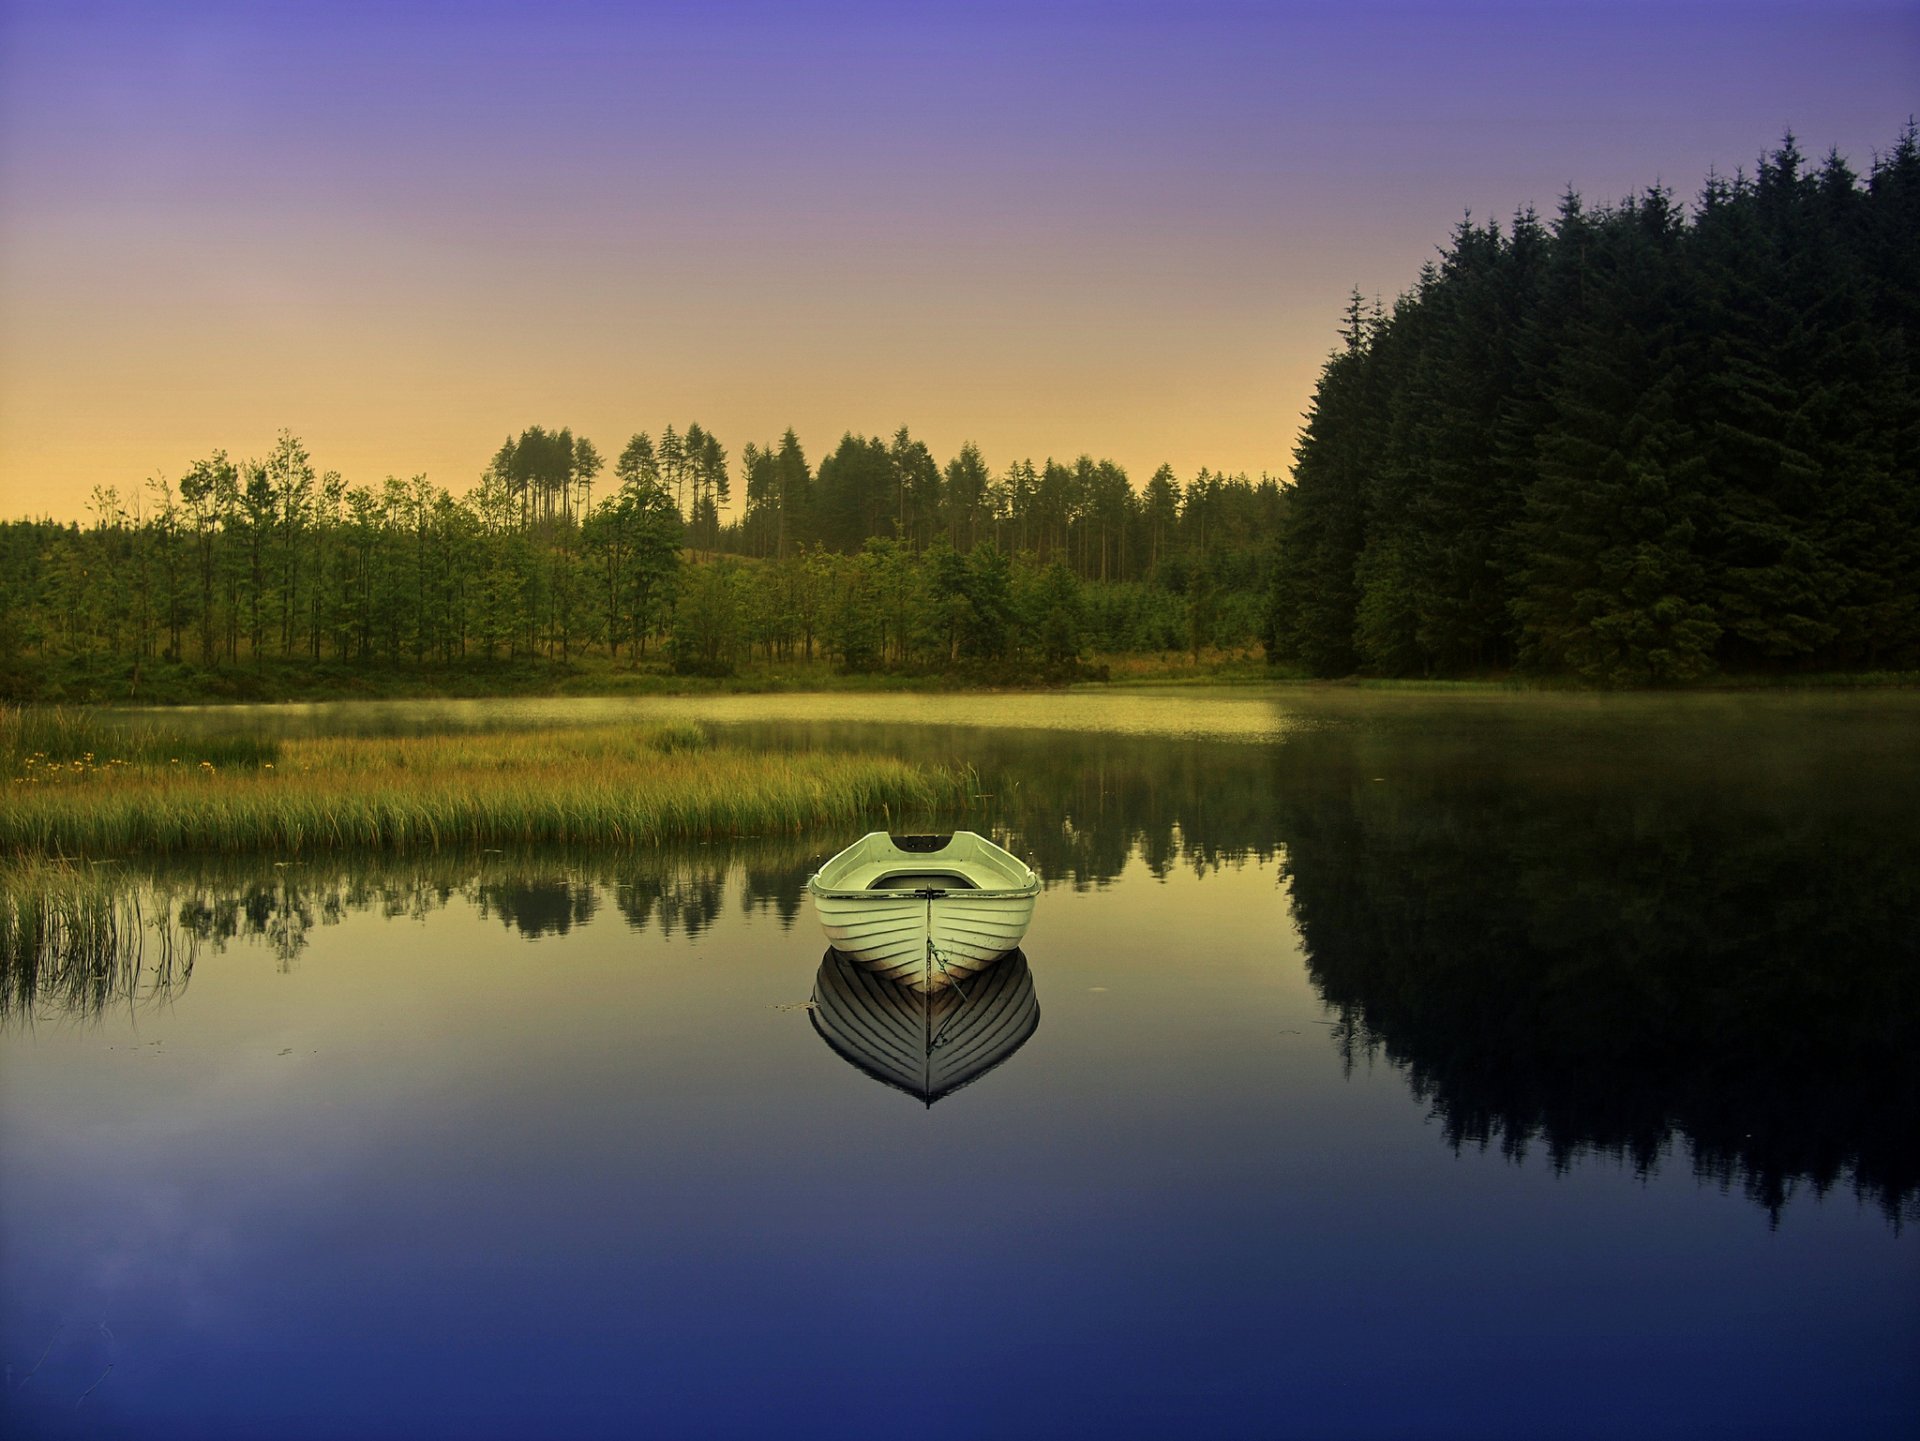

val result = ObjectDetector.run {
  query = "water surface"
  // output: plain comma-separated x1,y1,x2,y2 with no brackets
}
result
4,689,1916,1438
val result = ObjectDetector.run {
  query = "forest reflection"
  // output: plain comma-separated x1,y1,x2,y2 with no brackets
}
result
4,702,1914,1224
1267,726,1919,1229
33,840,826,967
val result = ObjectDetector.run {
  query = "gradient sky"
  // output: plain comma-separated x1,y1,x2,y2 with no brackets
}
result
1,0,1914,521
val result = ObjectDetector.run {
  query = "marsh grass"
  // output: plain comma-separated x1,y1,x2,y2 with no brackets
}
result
2,704,278,771
2,716,967,856
0,856,192,1019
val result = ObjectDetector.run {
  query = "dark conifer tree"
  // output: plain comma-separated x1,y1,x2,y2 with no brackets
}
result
1512,189,1721,681
1269,292,1377,675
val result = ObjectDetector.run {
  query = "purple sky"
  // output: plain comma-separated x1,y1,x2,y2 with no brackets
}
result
2,0,1915,519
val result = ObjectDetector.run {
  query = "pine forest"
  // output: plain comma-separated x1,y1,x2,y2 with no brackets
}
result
3,128,1915,697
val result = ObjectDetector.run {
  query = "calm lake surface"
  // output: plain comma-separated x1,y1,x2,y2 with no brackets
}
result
4,688,1916,1439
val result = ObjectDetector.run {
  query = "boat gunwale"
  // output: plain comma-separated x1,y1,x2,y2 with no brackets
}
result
806,829,1039,902
806,874,1040,902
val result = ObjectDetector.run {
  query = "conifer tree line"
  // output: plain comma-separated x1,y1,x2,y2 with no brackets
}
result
7,127,1911,691
1268,128,1920,681
0,416,1281,685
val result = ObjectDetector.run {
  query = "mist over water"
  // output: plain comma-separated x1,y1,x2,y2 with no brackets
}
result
5,689,1916,1438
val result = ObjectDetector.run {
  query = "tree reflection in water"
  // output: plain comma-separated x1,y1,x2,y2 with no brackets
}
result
726,707,1918,1225
3,698,1914,1223
0,840,828,1021
1271,736,1919,1228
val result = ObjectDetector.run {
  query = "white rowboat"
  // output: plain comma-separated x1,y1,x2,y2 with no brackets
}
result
807,831,1040,992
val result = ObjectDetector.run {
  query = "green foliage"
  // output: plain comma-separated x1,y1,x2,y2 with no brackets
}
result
669,561,747,675
583,465,684,662
956,544,1018,662
824,545,887,672
648,721,711,754
16,128,1911,696
1270,127,1920,681
1031,563,1086,665
1267,323,1372,676
2,404,1289,691
1081,581,1182,654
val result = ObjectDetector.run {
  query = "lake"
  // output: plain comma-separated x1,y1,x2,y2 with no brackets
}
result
3,688,1916,1439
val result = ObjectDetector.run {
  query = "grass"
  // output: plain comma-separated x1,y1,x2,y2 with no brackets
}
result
0,706,967,998
1,708,970,857
1279,670,1920,693
3,650,1231,704
0,855,190,1019
2,702,279,770
8,650,1912,706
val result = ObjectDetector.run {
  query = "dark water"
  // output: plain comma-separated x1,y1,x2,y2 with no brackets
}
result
3,690,1916,1439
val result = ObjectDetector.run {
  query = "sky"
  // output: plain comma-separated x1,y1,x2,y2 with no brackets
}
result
0,0,1914,522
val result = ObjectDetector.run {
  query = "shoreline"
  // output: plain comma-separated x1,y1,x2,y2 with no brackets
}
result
0,718,968,860
5,653,1916,708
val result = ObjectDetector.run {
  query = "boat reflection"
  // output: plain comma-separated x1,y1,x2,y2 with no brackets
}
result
810,947,1040,1106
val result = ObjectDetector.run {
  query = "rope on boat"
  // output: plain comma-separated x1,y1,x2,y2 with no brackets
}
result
925,925,974,1053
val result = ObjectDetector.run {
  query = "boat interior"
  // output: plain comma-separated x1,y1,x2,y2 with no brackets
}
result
867,870,978,890
814,832,1034,895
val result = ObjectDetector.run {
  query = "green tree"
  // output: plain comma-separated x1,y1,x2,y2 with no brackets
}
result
944,442,990,551
1142,465,1179,575
1033,562,1086,665
1513,190,1720,682
264,430,315,656
1268,291,1378,675
669,560,745,674
177,450,236,663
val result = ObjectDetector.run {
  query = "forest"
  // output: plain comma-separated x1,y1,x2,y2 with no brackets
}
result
2,127,1914,696
0,422,1279,696
1270,128,1920,682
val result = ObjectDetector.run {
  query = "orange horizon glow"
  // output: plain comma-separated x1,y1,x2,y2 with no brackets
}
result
3,1,1913,522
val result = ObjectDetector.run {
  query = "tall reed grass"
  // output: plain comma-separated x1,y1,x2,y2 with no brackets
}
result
1,704,278,770
2,717,968,856
0,856,191,1018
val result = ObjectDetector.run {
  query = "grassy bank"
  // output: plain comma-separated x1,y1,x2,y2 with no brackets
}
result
2,701,279,768
1,650,1269,705
8,650,1912,706
2,708,969,857
1290,669,1920,692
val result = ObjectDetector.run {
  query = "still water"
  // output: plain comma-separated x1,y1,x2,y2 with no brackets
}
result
4,689,1916,1439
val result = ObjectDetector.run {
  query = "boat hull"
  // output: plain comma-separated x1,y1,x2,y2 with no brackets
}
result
808,831,1040,991
813,888,1036,991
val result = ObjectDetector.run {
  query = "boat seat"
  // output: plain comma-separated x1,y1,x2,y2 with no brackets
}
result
866,869,979,891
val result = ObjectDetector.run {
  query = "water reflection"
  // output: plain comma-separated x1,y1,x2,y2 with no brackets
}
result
0,885,196,1021
5,695,1916,1225
0,842,827,1023
724,703,1919,1224
1272,741,1920,1226
475,875,599,938
810,947,1041,1105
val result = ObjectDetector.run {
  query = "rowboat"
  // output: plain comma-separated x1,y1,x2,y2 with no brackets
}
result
810,947,1040,1106
807,831,1040,992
